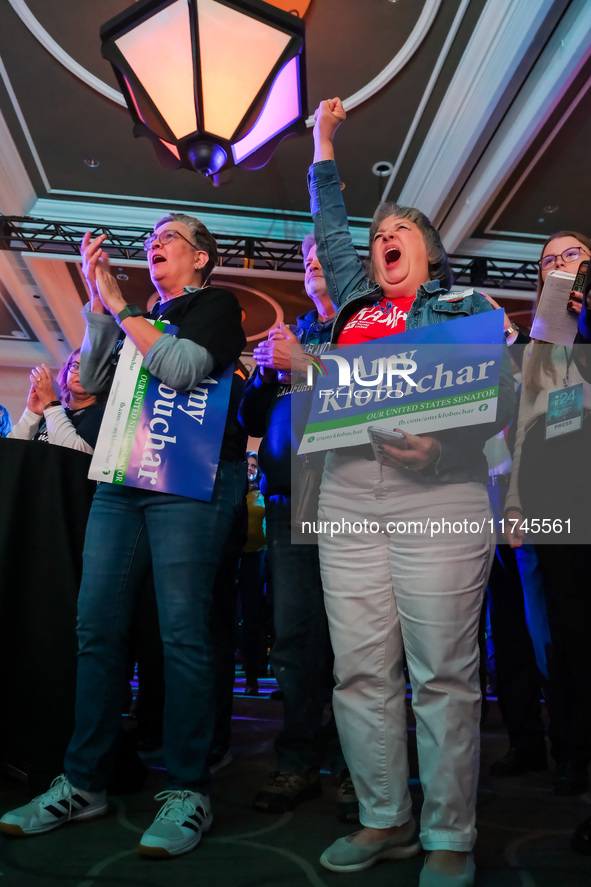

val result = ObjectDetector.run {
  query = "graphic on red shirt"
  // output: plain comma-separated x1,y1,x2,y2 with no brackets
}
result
338,295,415,345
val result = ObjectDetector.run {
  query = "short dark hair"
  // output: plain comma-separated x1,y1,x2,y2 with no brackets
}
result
155,212,218,283
369,202,452,290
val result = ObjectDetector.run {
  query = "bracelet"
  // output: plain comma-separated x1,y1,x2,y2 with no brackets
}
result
504,324,518,343
44,400,61,410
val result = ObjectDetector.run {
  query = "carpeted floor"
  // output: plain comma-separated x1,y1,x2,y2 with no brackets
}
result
1,695,590,887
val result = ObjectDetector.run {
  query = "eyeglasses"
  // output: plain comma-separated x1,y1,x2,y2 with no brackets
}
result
539,246,590,272
143,228,201,253
67,361,80,373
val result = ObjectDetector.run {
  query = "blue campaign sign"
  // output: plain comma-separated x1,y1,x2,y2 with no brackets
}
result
126,363,234,500
299,310,505,453
90,321,233,501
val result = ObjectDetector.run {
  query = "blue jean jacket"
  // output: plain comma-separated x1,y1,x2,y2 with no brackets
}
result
308,159,516,485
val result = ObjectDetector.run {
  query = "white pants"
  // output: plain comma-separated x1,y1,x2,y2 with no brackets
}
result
317,453,494,851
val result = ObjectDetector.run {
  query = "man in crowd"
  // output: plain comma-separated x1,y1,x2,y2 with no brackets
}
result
239,236,357,822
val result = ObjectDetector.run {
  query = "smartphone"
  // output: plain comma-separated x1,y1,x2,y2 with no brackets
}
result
367,426,409,454
573,260,589,294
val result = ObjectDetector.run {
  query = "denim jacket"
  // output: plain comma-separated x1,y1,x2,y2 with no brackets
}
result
308,159,516,485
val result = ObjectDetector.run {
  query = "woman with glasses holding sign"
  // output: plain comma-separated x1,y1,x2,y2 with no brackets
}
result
7,349,103,451
505,231,591,805
0,214,246,859
308,98,515,887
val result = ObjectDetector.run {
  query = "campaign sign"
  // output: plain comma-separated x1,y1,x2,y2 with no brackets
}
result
89,321,232,500
298,311,504,454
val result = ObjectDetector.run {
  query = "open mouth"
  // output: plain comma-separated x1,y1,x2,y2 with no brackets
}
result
152,255,166,265
385,247,401,265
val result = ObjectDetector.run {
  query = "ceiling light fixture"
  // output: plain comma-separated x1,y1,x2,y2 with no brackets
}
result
84,158,100,167
100,0,307,182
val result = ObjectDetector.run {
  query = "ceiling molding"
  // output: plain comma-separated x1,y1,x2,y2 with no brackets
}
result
457,237,543,261
7,0,126,107
24,256,86,352
0,53,49,195
307,0,442,124
9,0,441,132
0,251,66,365
381,0,471,204
485,71,591,236
398,0,566,220
30,196,370,247
441,0,591,250
0,107,35,215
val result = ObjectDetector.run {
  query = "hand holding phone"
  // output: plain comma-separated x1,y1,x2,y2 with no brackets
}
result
568,260,589,314
368,426,409,462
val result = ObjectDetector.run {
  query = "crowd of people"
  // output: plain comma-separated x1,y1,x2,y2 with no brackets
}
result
0,97,590,883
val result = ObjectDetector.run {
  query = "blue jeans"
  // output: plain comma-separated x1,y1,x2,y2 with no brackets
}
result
65,460,246,793
266,497,344,773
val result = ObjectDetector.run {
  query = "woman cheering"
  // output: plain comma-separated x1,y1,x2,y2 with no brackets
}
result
309,99,514,887
0,213,246,859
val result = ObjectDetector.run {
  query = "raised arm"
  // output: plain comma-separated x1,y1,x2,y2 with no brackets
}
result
312,97,346,163
309,99,371,308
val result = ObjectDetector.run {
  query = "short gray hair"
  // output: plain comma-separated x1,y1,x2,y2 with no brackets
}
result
301,233,316,263
369,203,452,290
155,212,218,283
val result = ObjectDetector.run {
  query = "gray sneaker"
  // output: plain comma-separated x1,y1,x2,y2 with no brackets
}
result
138,790,212,858
320,818,421,872
0,774,107,836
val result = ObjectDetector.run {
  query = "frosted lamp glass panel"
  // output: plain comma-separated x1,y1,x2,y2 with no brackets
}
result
160,140,181,160
116,0,197,139
197,0,290,139
122,74,147,124
232,57,300,163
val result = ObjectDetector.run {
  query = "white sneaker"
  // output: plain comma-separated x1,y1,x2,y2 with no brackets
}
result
0,774,107,836
138,789,213,858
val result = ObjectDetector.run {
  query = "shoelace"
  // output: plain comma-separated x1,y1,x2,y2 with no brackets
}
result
153,790,204,822
38,775,78,821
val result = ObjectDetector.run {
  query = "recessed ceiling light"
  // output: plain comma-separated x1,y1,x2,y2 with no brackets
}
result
84,158,100,168
544,205,558,213
116,273,129,281
372,161,393,178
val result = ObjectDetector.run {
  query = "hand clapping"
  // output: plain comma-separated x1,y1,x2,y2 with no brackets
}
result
28,364,58,415
253,323,306,374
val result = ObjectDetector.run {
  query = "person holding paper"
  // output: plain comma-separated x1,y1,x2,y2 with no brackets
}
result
505,231,591,800
308,98,515,886
0,214,246,859
534,231,591,317
7,349,103,452
529,231,591,344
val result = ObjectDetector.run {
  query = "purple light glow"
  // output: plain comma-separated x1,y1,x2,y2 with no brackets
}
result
231,57,301,164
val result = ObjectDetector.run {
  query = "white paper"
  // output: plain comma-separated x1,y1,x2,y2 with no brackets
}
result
530,270,578,345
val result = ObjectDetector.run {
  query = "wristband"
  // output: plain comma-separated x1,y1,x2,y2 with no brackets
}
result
116,303,143,325
44,401,61,410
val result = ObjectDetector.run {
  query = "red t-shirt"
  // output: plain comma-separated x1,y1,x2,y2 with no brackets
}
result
337,295,414,345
